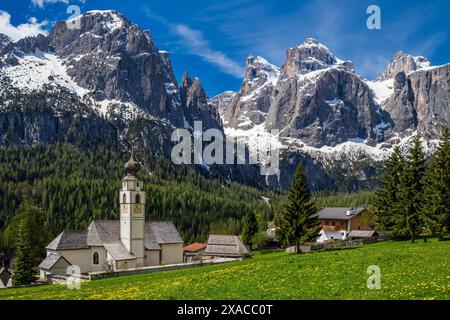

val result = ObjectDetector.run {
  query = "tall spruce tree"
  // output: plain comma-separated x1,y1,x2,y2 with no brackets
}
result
4,202,52,264
399,135,427,242
276,164,320,251
242,211,258,249
423,128,450,239
375,146,406,237
12,219,35,286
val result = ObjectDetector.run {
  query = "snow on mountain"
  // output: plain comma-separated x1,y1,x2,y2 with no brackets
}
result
67,10,125,32
366,78,394,106
1,50,88,98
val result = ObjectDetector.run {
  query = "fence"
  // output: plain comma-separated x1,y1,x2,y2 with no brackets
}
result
287,236,387,253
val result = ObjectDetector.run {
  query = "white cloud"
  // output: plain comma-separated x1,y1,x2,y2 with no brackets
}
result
172,24,244,78
31,0,69,8
0,11,49,42
31,0,86,9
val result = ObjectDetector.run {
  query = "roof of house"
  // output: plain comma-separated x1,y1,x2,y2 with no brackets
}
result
46,220,183,253
0,267,12,287
46,230,89,250
205,235,251,258
348,230,378,238
103,242,136,261
0,267,11,276
315,207,366,220
38,253,71,271
184,242,206,253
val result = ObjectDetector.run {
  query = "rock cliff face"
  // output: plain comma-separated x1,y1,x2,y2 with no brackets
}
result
280,38,354,77
384,64,450,138
263,38,383,147
213,55,279,130
378,51,430,81
180,72,222,131
1,10,449,191
0,10,262,187
213,37,449,190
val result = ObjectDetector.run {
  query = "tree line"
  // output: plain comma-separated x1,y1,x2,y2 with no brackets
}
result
375,130,450,241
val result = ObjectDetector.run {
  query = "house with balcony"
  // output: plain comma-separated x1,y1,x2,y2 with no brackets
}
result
314,207,376,243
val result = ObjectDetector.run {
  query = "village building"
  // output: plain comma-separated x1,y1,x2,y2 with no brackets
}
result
183,243,206,263
315,207,376,243
204,235,251,259
38,149,184,280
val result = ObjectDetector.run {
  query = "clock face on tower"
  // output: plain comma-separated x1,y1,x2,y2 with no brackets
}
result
132,203,143,214
121,204,128,214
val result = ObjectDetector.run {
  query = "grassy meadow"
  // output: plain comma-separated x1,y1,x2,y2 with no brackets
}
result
0,239,449,300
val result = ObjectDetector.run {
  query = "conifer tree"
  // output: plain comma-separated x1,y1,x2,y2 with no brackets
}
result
13,219,35,286
423,128,450,239
399,135,427,242
375,146,406,237
276,164,320,251
242,211,258,249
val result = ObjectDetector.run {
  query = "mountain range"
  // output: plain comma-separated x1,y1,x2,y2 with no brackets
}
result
1,10,449,191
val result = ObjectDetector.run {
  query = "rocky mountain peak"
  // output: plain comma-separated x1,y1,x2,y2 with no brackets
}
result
379,51,430,81
0,34,12,49
181,73,208,110
240,54,280,95
282,37,353,77
181,71,193,89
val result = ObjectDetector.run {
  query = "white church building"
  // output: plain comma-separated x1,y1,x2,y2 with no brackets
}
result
39,150,184,279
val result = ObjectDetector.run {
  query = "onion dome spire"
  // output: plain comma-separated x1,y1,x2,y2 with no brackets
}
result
124,146,141,176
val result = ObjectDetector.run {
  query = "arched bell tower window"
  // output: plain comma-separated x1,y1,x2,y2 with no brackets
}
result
135,194,140,204
122,194,126,203
93,252,99,265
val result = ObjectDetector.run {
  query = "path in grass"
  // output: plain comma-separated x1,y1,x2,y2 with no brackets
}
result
1,239,449,300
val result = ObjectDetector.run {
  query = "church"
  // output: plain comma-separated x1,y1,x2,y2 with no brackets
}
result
39,150,184,279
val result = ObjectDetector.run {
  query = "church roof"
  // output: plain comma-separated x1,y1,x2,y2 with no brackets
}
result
87,220,120,246
45,220,183,254
103,242,136,261
146,222,184,246
46,230,89,250
39,253,71,271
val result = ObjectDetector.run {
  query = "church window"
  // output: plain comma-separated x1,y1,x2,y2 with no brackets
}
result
122,194,126,203
135,194,141,204
137,182,139,187
93,252,99,265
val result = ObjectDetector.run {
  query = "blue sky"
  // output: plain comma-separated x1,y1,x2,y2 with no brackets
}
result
1,0,449,96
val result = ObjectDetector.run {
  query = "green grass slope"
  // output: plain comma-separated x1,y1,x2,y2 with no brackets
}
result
1,239,449,300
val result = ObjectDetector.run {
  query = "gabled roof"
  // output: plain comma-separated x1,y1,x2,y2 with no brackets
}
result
46,230,89,250
184,243,206,253
87,220,120,246
38,253,71,271
348,230,378,238
103,242,136,261
0,267,11,276
205,235,251,258
315,207,366,220
0,267,12,287
145,222,184,250
45,220,183,253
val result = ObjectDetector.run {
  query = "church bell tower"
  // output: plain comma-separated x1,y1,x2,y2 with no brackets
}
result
120,147,145,267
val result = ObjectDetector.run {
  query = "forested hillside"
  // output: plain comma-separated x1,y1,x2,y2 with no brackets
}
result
0,143,280,246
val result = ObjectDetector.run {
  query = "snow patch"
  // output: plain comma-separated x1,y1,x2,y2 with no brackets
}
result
1,50,88,98
366,79,394,105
